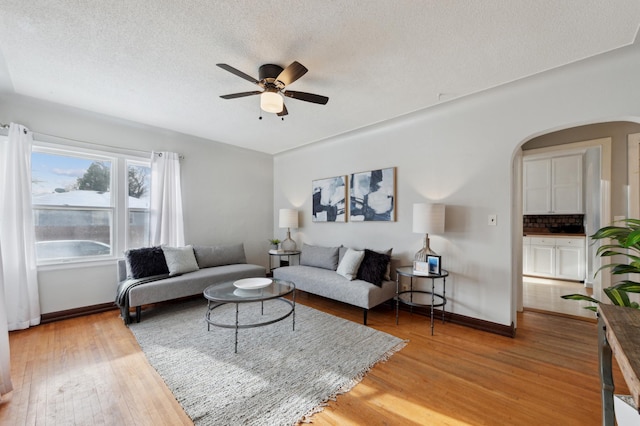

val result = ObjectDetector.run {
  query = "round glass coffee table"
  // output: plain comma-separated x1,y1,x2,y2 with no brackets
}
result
203,278,296,353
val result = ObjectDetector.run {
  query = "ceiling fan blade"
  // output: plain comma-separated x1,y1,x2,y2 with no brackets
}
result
216,64,259,85
276,61,308,86
277,104,288,117
283,90,329,105
220,91,262,99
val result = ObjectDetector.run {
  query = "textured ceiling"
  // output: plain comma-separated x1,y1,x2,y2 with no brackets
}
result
1,1,639,154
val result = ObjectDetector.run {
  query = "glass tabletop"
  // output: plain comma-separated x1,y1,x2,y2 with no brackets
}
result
203,278,295,302
396,265,449,278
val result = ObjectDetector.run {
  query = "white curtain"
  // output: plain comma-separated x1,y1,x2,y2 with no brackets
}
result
149,151,185,246
0,123,43,396
0,245,12,397
0,123,40,331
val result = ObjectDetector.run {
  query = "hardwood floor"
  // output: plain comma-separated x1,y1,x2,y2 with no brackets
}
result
1,293,629,425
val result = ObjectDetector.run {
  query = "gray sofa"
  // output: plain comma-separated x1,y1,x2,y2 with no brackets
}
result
116,243,265,324
273,244,396,324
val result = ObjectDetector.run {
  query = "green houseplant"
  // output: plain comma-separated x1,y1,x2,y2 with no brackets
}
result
268,238,281,250
562,218,640,311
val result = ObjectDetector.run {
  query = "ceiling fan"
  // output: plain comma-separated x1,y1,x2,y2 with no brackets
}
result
216,61,329,118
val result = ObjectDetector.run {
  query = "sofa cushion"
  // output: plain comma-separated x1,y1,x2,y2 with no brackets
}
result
162,245,199,276
357,249,391,286
125,246,169,279
300,243,340,270
193,243,247,268
336,248,365,280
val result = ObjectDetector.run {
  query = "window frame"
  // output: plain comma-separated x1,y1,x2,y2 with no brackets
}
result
32,140,150,267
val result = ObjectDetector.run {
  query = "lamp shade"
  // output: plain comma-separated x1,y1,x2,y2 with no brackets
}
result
260,91,284,113
279,209,298,228
413,203,445,234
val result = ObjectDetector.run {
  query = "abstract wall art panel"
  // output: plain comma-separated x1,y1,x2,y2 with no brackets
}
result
312,175,347,222
349,167,396,222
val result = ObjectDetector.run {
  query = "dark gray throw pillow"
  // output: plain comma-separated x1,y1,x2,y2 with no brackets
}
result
300,243,340,270
357,249,391,286
125,246,169,279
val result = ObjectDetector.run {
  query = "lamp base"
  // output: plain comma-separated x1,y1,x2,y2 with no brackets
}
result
414,234,437,261
281,229,297,252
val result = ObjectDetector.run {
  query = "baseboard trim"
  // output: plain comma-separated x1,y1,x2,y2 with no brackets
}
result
398,304,516,338
41,303,118,324
443,310,516,338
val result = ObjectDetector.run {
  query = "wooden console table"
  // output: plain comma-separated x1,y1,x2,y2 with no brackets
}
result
598,304,640,425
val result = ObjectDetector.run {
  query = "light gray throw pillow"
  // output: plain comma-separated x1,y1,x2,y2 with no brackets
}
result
162,245,199,276
300,243,340,270
336,248,365,280
193,243,247,268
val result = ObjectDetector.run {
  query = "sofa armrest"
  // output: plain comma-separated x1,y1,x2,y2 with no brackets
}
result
117,259,127,282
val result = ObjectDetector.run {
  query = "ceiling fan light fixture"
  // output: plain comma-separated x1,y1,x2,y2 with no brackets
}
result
260,90,283,113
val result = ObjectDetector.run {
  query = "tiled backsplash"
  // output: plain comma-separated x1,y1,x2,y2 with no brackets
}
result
523,214,585,233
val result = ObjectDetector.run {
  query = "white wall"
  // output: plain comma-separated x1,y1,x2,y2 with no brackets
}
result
274,43,640,328
0,93,274,314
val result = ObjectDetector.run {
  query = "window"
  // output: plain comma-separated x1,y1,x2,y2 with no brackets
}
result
127,160,150,249
31,146,150,264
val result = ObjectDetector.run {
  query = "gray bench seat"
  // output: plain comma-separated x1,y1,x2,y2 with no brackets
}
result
273,264,396,324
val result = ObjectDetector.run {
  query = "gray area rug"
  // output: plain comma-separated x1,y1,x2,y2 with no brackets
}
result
129,299,406,425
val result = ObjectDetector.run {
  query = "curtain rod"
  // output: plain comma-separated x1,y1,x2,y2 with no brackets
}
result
0,122,183,159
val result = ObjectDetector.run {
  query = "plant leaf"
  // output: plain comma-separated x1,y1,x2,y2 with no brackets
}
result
561,294,601,304
604,287,632,306
612,281,640,293
625,229,640,247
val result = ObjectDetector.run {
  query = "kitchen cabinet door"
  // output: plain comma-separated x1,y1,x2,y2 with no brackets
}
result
555,238,585,281
551,155,583,214
523,237,531,274
530,244,555,277
523,159,552,214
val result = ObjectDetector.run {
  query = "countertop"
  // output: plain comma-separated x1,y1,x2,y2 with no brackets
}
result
523,232,586,237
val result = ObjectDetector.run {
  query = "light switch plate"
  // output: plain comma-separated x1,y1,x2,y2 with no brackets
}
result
488,214,497,226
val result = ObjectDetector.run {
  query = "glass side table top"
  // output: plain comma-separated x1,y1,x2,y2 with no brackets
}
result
203,278,295,303
396,265,449,278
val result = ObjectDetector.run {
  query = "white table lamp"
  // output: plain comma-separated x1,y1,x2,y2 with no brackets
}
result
279,209,298,251
413,203,445,261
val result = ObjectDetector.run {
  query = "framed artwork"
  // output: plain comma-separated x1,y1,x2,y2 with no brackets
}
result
312,175,347,222
349,167,396,222
427,255,441,275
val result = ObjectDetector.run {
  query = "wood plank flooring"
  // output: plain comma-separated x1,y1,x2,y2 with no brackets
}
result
1,293,629,425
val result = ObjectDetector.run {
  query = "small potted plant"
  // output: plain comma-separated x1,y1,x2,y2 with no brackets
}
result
268,238,281,251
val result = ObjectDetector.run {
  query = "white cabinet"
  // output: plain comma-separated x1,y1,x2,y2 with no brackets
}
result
523,237,531,275
523,154,583,214
530,237,556,278
524,236,585,281
555,238,585,280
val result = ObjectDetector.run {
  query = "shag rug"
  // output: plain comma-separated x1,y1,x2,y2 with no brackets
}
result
129,299,406,425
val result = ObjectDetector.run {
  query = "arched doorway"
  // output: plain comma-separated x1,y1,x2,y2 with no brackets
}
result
513,121,640,318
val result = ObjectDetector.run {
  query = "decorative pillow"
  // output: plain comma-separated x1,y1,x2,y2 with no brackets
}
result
300,243,340,270
336,248,365,280
193,243,247,268
357,249,391,286
341,246,392,280
125,246,169,279
162,245,199,276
